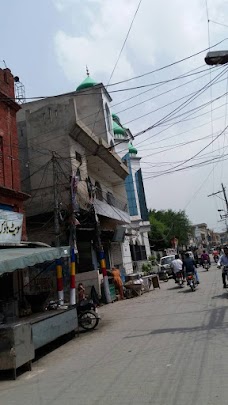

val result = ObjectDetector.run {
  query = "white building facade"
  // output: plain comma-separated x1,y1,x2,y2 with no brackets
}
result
74,74,151,273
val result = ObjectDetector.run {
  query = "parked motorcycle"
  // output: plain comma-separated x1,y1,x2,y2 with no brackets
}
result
77,300,100,331
45,299,68,310
186,272,196,292
203,260,210,271
46,299,100,331
176,271,184,287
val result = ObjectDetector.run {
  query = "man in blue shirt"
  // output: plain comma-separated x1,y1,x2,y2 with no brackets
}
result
218,246,228,288
183,252,200,284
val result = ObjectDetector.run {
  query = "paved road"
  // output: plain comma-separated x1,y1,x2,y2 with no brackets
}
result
1,264,228,405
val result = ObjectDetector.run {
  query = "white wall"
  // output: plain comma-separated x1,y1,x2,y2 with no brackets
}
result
142,231,151,258
102,90,114,146
121,237,133,274
76,270,102,297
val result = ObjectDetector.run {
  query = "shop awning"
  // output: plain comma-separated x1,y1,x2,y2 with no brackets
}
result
0,246,70,275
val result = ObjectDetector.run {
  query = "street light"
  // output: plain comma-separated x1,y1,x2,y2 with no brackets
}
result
205,50,228,66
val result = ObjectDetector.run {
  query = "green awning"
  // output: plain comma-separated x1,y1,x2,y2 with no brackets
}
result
0,246,70,275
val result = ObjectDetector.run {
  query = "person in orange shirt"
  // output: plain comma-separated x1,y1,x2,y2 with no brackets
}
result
111,267,124,300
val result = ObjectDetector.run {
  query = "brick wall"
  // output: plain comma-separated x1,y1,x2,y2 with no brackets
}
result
0,68,27,239
0,69,21,190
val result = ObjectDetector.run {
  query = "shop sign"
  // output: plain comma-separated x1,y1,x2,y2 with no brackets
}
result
0,209,23,244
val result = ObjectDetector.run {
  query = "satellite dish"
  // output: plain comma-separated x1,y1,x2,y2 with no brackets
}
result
14,76,20,82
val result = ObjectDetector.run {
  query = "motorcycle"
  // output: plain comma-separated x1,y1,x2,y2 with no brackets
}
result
45,299,68,310
223,266,228,288
158,268,169,282
214,255,219,264
203,260,210,271
175,271,184,287
77,300,100,331
186,272,196,292
46,299,100,331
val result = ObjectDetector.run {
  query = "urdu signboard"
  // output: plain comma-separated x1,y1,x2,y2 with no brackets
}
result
0,209,23,244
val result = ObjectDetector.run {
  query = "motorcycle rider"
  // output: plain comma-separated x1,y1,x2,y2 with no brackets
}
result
183,252,200,284
218,246,228,288
201,250,210,267
213,248,219,263
171,254,185,282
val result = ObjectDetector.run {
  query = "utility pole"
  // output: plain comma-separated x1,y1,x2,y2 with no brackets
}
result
92,205,111,304
221,183,228,214
52,152,60,247
208,183,228,243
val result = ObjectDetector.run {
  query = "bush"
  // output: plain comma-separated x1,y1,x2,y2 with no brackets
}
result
142,262,152,274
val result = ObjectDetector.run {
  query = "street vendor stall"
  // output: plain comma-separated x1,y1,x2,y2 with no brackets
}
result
0,245,78,379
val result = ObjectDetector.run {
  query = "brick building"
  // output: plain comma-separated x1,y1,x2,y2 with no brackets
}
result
0,67,29,239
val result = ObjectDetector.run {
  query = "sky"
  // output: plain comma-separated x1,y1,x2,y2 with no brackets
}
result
2,0,228,231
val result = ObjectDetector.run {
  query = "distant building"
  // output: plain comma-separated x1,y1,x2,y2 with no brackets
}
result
190,223,209,247
0,67,29,240
190,223,222,248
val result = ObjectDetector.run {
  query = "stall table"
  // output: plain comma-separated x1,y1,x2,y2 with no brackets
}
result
0,307,78,379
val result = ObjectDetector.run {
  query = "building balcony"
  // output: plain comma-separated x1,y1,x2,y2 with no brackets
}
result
94,192,130,224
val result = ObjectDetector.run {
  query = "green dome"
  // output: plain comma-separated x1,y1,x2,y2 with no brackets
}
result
112,113,120,122
76,76,97,92
128,142,138,155
113,120,125,135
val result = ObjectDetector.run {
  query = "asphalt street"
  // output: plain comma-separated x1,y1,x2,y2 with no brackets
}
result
1,263,228,405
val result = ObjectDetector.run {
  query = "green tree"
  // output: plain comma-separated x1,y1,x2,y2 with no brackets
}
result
149,209,191,249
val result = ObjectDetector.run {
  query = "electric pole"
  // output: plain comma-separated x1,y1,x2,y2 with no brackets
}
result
52,152,60,247
208,183,228,216
208,183,228,243
221,183,228,214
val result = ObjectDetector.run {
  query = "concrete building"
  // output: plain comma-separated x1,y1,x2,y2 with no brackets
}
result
73,74,151,273
190,223,209,247
112,114,151,272
0,67,29,240
17,77,131,274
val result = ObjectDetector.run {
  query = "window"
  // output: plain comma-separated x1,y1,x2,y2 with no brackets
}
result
110,140,114,151
95,181,103,201
76,167,81,181
135,168,149,221
0,137,4,185
106,191,115,206
105,103,112,133
75,151,82,163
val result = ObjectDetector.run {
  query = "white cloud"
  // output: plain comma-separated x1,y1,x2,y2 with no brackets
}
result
54,0,209,84
53,0,228,229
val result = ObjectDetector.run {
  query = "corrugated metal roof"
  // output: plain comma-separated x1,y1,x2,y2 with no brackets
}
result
0,246,70,274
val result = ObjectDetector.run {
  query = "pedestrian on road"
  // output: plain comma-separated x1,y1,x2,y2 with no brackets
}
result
183,252,200,284
218,246,228,288
111,266,124,300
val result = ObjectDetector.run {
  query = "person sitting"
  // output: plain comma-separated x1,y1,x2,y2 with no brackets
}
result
201,250,210,266
77,283,86,304
183,252,200,284
171,254,185,282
